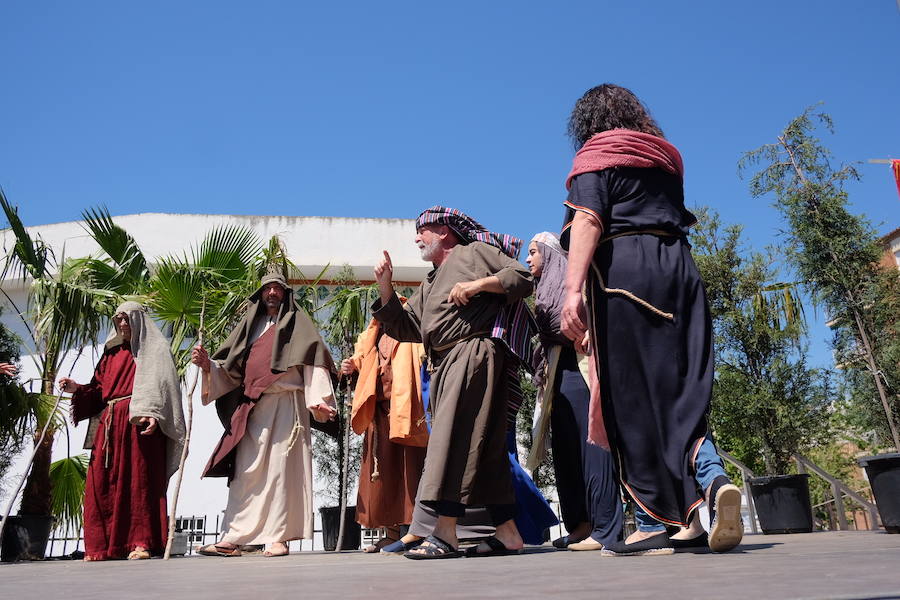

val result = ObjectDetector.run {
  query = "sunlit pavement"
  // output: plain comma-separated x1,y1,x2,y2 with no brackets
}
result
2,531,899,600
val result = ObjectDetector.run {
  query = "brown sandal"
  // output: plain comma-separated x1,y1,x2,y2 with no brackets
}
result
198,543,242,557
127,549,151,560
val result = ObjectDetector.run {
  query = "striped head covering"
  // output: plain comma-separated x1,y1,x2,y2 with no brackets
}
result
416,205,523,259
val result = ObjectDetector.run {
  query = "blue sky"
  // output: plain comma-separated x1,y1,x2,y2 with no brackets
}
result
2,1,899,366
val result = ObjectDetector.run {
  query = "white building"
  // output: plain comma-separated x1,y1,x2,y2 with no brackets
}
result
1,212,431,553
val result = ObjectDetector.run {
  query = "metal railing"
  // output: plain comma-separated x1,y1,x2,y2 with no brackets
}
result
717,449,882,533
794,454,880,531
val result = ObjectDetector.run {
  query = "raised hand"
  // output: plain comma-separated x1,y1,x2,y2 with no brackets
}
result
0,362,17,377
191,345,211,373
374,250,394,303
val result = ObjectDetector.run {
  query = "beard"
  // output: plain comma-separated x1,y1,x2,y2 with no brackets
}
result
419,238,441,262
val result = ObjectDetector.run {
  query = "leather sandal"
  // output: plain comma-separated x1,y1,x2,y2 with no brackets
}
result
403,535,462,560
198,543,242,557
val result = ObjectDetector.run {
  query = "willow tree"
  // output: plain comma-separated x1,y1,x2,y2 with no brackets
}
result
740,107,900,450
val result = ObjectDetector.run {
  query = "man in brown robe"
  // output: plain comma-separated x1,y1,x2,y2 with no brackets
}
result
61,301,185,561
191,272,337,558
372,206,534,559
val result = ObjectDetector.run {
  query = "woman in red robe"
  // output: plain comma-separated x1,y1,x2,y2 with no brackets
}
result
61,303,184,561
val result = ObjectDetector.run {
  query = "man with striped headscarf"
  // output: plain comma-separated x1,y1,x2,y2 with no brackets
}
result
372,206,535,559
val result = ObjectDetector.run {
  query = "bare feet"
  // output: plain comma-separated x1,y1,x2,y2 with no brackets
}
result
263,541,289,557
624,529,665,545
670,513,704,541
468,519,524,555
400,533,422,545
127,547,151,560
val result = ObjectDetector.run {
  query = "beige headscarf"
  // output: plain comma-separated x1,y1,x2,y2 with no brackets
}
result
103,301,186,479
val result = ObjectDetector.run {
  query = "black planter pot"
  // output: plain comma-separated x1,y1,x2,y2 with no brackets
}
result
858,453,900,534
319,505,360,551
0,515,55,562
748,474,813,534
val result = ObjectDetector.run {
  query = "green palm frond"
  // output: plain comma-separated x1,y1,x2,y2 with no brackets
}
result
191,225,260,280
1,188,50,282
49,454,89,534
80,206,150,290
320,283,377,354
0,382,34,442
30,392,69,430
30,269,116,365
148,226,263,372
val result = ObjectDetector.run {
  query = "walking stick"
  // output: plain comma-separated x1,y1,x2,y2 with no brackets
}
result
164,300,205,560
335,372,352,552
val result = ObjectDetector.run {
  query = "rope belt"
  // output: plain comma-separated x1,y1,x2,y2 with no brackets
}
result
284,390,304,456
426,330,491,373
102,395,131,469
591,229,683,321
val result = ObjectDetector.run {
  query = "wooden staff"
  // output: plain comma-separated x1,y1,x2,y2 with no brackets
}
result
164,300,205,560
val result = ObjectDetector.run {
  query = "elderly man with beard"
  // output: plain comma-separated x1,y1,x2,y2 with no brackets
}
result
192,272,337,558
372,206,535,560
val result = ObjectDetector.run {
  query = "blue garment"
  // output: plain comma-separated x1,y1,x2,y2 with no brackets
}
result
634,434,728,532
420,365,558,544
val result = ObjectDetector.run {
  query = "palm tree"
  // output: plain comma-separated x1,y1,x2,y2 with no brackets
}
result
1,196,276,554
1,191,111,521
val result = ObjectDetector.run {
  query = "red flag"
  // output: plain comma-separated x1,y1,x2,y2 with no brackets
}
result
893,159,900,200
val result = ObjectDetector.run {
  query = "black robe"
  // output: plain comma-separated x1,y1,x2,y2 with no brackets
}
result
561,167,713,527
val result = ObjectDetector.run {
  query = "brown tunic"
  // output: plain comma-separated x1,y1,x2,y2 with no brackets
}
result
373,242,533,508
355,333,426,528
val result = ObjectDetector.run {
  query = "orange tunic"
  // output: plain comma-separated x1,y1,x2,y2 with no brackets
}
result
350,321,428,528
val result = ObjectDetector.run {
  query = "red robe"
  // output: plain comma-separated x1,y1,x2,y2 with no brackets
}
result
72,344,169,560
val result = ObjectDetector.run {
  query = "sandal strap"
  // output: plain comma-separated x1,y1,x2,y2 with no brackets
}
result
425,535,456,553
484,536,507,552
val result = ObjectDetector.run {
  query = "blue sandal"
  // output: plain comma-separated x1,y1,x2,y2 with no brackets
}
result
380,538,423,555
403,535,462,560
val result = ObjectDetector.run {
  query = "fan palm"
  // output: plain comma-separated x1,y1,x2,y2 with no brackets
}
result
1,191,112,518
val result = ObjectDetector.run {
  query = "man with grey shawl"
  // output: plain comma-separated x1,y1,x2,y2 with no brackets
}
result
62,301,185,561
192,272,337,558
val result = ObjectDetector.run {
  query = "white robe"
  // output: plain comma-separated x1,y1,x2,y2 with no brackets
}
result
202,318,335,544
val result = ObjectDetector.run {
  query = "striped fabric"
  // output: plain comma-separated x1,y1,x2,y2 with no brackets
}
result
491,299,537,371
415,205,523,259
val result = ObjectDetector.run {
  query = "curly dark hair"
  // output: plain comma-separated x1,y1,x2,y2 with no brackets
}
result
567,84,664,148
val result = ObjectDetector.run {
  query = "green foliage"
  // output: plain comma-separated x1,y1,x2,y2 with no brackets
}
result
740,105,900,449
691,208,833,475
312,265,371,505
48,454,89,535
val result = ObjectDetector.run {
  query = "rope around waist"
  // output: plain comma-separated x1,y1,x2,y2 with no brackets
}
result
426,330,491,373
592,229,679,321
598,228,684,245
